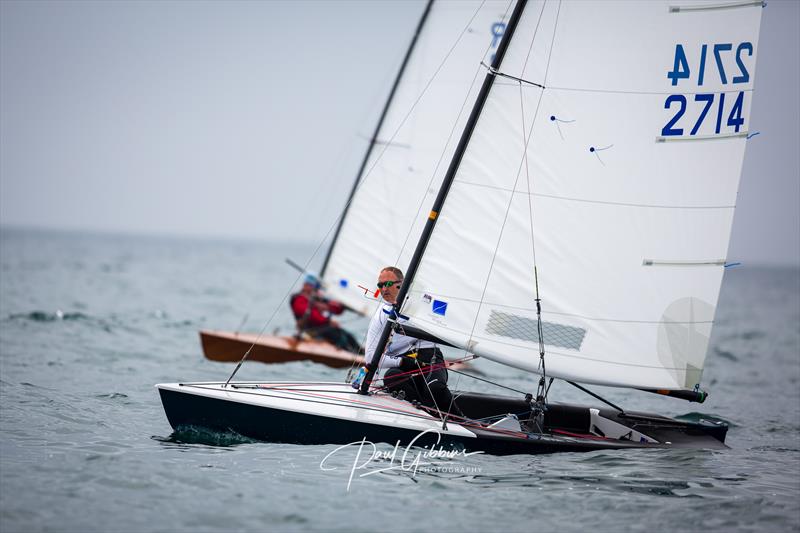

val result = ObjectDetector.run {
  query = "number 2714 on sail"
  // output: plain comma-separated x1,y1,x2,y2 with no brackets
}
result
661,42,753,137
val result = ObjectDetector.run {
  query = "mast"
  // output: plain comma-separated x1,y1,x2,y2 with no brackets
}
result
320,0,434,277
359,0,529,394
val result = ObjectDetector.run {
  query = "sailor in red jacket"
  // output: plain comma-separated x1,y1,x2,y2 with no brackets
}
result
290,274,361,353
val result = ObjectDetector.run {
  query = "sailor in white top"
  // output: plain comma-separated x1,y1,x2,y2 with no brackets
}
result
359,267,462,419
364,302,434,369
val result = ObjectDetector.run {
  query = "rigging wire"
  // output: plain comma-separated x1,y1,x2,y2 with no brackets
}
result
229,112,374,337
437,0,549,419
415,358,447,428
373,319,524,425
447,366,529,395
393,0,511,269
401,0,525,427
364,353,532,410
518,0,564,405
350,0,511,386
223,2,498,385
567,380,625,413
530,0,562,403
518,77,549,404
340,0,492,274
479,60,546,88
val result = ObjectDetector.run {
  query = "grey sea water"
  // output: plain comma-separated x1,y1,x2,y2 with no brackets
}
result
1,227,798,532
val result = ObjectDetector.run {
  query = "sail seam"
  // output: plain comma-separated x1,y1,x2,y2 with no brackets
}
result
452,180,736,209
408,291,713,324
542,85,754,96
409,317,705,371
544,349,697,372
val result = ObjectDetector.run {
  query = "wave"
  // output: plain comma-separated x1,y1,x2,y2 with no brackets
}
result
3,309,196,333
153,425,258,447
675,412,736,427
712,347,739,361
8,310,91,322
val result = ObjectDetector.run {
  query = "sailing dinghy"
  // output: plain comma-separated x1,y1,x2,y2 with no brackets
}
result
200,329,362,368
160,0,763,454
201,0,508,367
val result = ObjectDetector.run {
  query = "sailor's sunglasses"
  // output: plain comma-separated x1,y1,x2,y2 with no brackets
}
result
377,280,401,289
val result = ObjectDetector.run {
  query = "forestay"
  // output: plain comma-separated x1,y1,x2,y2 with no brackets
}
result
401,0,764,390
321,1,515,315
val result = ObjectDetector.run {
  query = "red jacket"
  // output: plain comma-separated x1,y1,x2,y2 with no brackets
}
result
291,293,343,328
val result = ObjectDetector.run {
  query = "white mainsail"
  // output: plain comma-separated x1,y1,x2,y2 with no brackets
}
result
401,0,764,390
321,0,515,314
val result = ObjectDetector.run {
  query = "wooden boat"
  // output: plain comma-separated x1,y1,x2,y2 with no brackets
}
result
200,329,362,368
200,329,474,371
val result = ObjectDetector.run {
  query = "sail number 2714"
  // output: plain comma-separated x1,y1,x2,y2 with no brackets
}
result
661,43,753,137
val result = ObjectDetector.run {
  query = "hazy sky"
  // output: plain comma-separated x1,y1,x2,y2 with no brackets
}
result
1,0,798,265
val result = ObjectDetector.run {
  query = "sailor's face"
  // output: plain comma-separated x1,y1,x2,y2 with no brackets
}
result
377,270,402,304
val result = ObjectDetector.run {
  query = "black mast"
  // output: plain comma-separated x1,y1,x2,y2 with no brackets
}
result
319,0,435,277
359,0,529,394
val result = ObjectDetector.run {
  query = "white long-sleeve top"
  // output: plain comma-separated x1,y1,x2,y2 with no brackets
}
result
364,303,435,369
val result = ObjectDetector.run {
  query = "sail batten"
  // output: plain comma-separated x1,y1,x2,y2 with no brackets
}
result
668,0,765,14
643,259,727,267
656,131,750,142
407,291,718,324
400,0,763,391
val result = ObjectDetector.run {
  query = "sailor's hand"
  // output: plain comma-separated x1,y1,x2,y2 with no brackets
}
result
399,355,418,372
